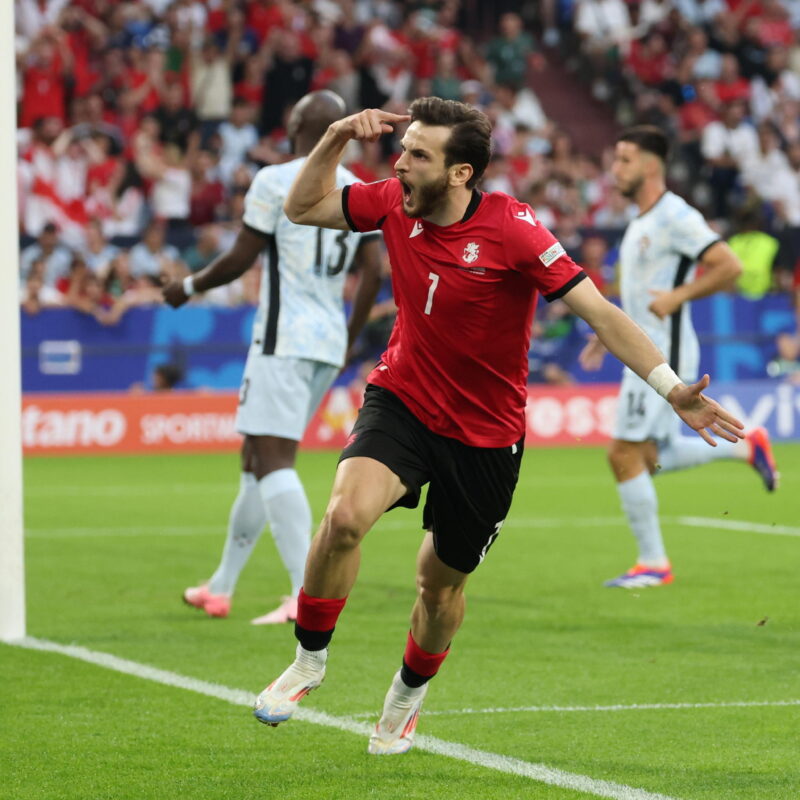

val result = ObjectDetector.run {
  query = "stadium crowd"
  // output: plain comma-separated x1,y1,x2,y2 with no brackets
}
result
15,0,800,381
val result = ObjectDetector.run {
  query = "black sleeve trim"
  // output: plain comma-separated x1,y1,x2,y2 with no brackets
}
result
376,215,387,229
694,238,721,261
361,232,382,243
243,223,273,241
341,185,359,232
544,270,588,302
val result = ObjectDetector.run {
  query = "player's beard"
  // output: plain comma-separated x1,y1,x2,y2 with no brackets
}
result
617,174,644,199
403,172,450,218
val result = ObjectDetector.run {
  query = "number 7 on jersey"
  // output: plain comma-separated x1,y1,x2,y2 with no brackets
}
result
424,272,439,315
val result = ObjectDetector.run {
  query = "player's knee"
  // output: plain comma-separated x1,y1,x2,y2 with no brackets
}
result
415,578,462,619
321,500,368,551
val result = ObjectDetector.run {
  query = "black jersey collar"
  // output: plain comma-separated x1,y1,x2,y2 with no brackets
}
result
460,189,482,223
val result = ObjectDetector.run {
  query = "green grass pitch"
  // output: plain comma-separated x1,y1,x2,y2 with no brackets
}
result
3,444,799,799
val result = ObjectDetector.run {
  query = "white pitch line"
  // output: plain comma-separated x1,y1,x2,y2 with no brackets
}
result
675,516,800,537
24,525,224,539
349,699,800,719
9,637,680,800
25,515,800,539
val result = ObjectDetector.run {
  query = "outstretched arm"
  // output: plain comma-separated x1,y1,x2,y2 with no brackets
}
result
284,108,410,229
162,227,266,307
562,277,743,445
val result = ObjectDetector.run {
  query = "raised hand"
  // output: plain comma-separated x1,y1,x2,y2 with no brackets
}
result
667,374,744,445
331,109,411,143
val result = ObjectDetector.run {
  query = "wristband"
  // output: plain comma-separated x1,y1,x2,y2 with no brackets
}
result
646,363,682,399
182,275,195,297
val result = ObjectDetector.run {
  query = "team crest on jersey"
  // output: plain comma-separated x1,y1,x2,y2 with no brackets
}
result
462,242,480,263
638,236,651,254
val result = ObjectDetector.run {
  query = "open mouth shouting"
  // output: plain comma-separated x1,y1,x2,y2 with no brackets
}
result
398,177,414,209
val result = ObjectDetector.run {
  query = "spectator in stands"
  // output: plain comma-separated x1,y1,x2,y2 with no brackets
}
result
56,254,113,319
580,235,614,296
741,123,800,225
20,221,72,285
19,27,73,128
528,299,581,385
80,219,119,276
750,45,800,122
485,12,537,90
593,187,638,229
260,30,314,134
136,140,192,239
573,0,632,101
190,36,235,144
217,98,259,183
715,54,751,104
626,31,674,88
431,50,463,103
701,98,759,221
19,257,63,314
683,27,723,82
728,206,781,299
103,251,135,300
235,53,268,107
153,363,184,391
156,80,200,155
182,225,221,274
129,220,183,280
188,148,225,226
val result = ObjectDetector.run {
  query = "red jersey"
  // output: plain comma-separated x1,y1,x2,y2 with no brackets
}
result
342,178,586,447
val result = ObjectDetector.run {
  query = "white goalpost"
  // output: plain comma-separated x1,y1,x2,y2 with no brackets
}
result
0,1,26,642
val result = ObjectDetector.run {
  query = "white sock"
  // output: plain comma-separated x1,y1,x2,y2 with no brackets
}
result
657,436,747,473
208,473,268,596
258,468,311,598
617,471,666,565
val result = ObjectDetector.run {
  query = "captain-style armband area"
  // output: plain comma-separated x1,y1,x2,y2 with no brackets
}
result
182,275,195,297
647,363,682,399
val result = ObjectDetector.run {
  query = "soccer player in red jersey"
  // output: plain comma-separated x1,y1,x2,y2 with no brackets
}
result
252,98,744,753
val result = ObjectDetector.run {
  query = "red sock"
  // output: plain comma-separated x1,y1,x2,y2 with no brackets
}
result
403,630,449,680
296,588,347,632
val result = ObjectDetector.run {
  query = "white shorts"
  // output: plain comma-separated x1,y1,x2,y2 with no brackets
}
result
612,369,678,443
235,354,339,441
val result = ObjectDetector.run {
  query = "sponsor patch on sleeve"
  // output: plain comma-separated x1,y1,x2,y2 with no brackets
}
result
538,241,566,268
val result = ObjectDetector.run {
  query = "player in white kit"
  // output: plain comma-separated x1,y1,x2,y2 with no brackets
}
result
580,126,779,588
163,91,382,621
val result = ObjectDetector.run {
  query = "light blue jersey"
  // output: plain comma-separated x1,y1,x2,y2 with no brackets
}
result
242,158,364,368
618,191,719,382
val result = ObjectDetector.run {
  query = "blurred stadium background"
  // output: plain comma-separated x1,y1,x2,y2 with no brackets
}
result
15,0,800,455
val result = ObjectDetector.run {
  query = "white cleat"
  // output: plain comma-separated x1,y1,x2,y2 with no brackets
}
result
367,671,428,755
253,644,326,726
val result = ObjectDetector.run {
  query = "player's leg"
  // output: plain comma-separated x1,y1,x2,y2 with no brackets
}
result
368,433,523,755
657,428,778,491
254,386,428,726
606,372,674,588
244,434,307,623
183,436,267,618
368,534,469,756
253,456,409,726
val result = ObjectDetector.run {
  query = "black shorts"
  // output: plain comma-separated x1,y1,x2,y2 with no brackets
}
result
339,385,524,574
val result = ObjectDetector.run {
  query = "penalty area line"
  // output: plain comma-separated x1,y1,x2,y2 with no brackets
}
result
9,636,681,800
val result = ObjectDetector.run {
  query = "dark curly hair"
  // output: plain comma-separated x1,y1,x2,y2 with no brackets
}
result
408,97,493,189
